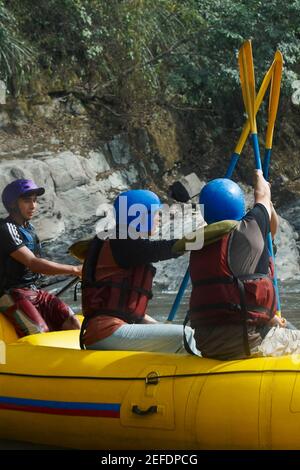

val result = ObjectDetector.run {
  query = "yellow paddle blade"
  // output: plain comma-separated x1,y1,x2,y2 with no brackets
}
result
265,50,283,149
235,59,275,155
68,239,92,262
238,40,257,134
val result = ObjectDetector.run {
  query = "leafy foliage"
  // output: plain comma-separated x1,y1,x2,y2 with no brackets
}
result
0,1,34,94
2,0,300,119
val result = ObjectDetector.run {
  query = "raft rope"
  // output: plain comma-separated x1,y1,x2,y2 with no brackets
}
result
0,368,299,383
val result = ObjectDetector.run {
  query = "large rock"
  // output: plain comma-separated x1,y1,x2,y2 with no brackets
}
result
107,134,132,165
0,142,142,241
81,150,110,177
43,151,89,192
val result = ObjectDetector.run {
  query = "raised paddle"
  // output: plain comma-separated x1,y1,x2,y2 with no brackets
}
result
225,58,275,178
169,60,277,204
263,51,283,180
238,40,262,170
167,55,276,322
263,50,283,316
239,40,282,317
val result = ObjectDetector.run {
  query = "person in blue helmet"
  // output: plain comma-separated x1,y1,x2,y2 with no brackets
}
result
185,169,292,359
80,189,199,354
0,179,81,337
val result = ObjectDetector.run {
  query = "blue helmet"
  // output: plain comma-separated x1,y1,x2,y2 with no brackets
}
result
114,189,161,233
199,178,246,224
1,179,45,213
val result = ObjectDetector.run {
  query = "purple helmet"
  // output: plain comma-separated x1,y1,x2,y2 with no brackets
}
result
1,179,45,212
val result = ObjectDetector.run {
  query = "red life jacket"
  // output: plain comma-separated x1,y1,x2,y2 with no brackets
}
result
188,231,276,354
81,237,156,324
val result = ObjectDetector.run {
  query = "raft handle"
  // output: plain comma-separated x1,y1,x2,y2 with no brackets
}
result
132,405,158,416
145,371,159,385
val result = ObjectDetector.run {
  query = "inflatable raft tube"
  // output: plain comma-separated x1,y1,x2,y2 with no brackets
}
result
0,313,300,450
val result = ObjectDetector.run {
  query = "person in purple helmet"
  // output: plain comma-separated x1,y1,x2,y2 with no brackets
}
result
0,179,81,337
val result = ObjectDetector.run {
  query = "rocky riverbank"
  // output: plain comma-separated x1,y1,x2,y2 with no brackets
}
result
0,86,299,283
0,85,190,241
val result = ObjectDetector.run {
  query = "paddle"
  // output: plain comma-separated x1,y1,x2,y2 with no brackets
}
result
47,240,89,298
55,277,78,298
225,58,275,178
263,50,283,316
40,274,79,298
39,275,71,290
169,62,276,204
167,269,190,321
239,40,282,317
68,239,91,262
167,55,275,322
238,40,262,170
263,51,283,180
49,240,91,299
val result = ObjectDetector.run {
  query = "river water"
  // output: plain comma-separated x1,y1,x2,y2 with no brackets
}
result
51,278,300,329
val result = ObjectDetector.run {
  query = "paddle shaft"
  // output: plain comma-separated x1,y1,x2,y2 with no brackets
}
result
39,276,70,289
55,277,78,298
263,56,283,315
240,41,282,316
263,149,272,180
167,269,190,321
263,142,281,316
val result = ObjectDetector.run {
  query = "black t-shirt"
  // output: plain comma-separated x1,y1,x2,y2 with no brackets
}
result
109,237,180,269
228,203,270,276
0,218,40,291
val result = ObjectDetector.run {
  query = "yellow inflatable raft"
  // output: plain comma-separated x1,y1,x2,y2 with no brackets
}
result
1,313,300,450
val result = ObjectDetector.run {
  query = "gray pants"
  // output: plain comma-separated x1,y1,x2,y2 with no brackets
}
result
86,323,200,355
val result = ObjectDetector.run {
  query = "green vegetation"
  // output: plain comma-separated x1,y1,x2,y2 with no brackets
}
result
0,1,34,94
1,0,300,123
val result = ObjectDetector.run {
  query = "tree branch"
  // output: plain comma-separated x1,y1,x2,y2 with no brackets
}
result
91,34,196,96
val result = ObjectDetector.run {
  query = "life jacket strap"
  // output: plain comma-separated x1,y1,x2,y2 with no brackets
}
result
235,277,250,356
193,277,234,286
192,273,269,287
82,279,153,299
189,302,241,313
189,302,274,317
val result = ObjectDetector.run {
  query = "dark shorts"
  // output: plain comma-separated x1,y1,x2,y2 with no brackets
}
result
4,288,72,337
193,323,263,360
